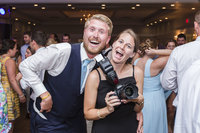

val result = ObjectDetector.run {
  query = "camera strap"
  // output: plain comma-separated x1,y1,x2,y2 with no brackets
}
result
95,50,119,85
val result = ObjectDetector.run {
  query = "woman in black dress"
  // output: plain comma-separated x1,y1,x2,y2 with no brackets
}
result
84,29,144,133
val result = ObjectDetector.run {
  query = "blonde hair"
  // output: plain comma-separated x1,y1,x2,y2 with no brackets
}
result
46,38,57,46
139,38,158,56
84,14,113,36
195,10,200,26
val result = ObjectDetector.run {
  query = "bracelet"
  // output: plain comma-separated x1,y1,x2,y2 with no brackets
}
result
41,93,50,100
136,101,144,106
19,94,25,98
97,109,104,119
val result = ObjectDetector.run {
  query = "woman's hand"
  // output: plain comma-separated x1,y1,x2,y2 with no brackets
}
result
105,91,121,113
19,95,26,103
145,48,156,56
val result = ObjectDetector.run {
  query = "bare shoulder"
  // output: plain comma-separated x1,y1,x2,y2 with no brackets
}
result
88,68,100,81
5,58,15,65
134,65,143,75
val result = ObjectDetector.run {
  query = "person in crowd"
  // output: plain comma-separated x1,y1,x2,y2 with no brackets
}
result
0,66,12,132
164,39,177,133
161,10,200,133
21,32,31,61
16,31,46,133
133,38,172,133
84,29,144,133
19,14,114,133
62,33,71,43
166,39,176,50
13,37,22,68
0,39,26,133
176,33,186,46
25,46,35,59
49,33,60,43
46,38,57,46
0,40,12,133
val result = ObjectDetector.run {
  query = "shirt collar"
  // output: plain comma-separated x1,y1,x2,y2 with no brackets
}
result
196,36,200,41
36,47,45,53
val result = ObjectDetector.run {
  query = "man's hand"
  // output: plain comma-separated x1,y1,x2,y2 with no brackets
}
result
40,92,53,113
136,111,143,133
16,72,23,82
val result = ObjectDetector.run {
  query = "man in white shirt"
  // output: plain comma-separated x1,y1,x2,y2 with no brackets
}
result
19,14,112,133
161,10,200,133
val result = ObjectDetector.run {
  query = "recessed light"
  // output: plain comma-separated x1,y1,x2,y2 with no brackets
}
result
71,7,75,10
165,17,168,20
150,23,153,25
162,7,166,9
16,29,18,31
147,24,149,26
101,4,106,7
33,23,36,26
34,4,38,7
67,4,72,7
136,4,140,7
41,7,46,10
28,22,31,24
131,6,135,10
159,19,162,22
12,7,16,10
171,4,175,7
154,21,157,24
192,8,196,10
101,7,106,9
15,18,18,21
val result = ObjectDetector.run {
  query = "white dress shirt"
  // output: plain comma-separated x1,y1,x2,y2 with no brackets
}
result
172,59,200,133
160,36,200,133
19,42,95,119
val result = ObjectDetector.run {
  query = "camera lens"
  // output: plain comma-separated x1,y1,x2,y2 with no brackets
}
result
125,86,134,96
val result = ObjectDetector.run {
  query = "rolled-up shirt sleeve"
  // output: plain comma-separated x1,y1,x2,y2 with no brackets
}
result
19,43,71,98
160,49,178,91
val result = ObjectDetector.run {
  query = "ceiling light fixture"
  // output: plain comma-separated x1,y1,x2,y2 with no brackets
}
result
67,4,72,7
154,21,157,24
147,24,149,27
12,7,16,10
170,4,175,7
34,4,38,7
28,22,31,24
33,23,36,26
136,4,140,7
101,4,106,7
15,18,18,21
159,19,162,22
162,7,166,9
165,17,168,20
41,7,46,10
131,7,135,10
192,8,195,10
101,7,106,9
71,7,75,10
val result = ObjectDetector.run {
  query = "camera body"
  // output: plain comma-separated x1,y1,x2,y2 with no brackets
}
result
114,83,138,100
95,50,138,100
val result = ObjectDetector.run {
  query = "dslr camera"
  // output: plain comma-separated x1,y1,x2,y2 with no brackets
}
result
95,49,138,100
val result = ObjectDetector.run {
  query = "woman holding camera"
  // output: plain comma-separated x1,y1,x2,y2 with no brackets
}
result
84,29,144,133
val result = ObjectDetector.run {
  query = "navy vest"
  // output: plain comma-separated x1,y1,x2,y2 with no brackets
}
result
37,44,84,119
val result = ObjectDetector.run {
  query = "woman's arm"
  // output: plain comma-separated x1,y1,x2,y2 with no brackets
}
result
6,58,26,103
133,66,144,112
84,69,121,120
151,56,169,77
145,48,172,56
